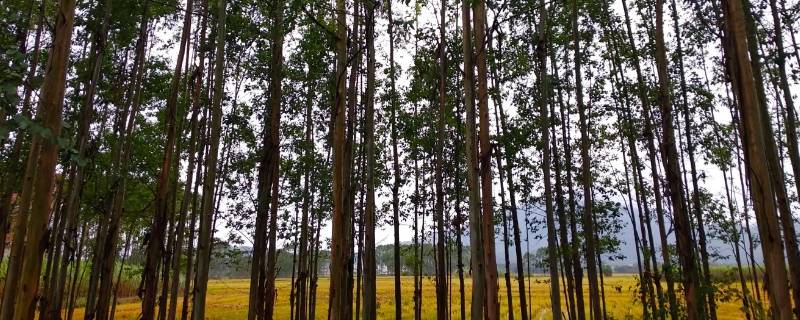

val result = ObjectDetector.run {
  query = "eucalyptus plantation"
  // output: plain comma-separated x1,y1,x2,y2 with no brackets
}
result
2,0,800,318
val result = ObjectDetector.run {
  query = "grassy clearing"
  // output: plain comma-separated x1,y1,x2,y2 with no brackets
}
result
73,275,747,319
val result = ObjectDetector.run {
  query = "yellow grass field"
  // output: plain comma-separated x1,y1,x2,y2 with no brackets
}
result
74,275,747,319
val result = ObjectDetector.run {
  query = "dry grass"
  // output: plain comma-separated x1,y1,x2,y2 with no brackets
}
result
73,275,748,319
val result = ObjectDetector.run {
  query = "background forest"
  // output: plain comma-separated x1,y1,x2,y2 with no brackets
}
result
0,0,799,317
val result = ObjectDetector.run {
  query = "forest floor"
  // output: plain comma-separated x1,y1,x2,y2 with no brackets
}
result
73,275,747,319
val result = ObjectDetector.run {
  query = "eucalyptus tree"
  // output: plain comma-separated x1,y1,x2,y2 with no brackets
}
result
570,0,602,316
653,0,702,316
718,0,793,317
192,0,227,317
533,0,562,317
141,0,195,315
6,0,76,317
460,0,486,317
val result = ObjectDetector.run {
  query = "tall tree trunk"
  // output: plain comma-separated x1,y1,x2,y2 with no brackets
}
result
109,232,132,320
453,89,467,320
0,0,43,316
363,0,377,318
182,72,208,320
295,75,315,320
434,1,448,318
536,0,561,317
571,0,601,316
492,33,530,320
738,1,800,315
329,0,351,316
9,0,76,317
600,7,662,313
722,166,752,320
670,0,716,316
142,0,194,315
472,0,499,317
46,0,112,316
769,0,800,315
262,1,284,317
191,0,226,315
719,0,793,317
619,1,678,317
654,0,702,318
168,64,203,320
93,4,151,317
551,95,577,320
460,2,485,318
66,222,88,320
386,0,402,317
552,53,585,320
619,129,650,319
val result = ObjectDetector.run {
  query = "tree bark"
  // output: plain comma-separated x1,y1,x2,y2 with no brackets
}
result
461,2,485,318
571,0,601,317
720,0,793,317
472,0,499,317
142,0,194,315
434,1,448,318
191,0,226,316
363,0,377,318
10,0,76,317
654,0,702,317
329,0,351,316
386,1,402,318
534,1,562,317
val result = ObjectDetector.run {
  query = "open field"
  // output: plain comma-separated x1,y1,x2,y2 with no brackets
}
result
74,275,747,319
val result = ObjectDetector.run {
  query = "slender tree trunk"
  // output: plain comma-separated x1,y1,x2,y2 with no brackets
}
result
295,75,315,320
720,0,793,317
9,0,76,317
329,0,351,316
93,5,151,317
386,0,402,317
620,131,649,319
309,185,325,320
768,0,800,315
191,0,226,316
453,92,467,320
552,53,585,320
182,7,209,317
182,90,207,320
434,1,448,318
668,0,716,316
461,2,485,318
722,166,752,320
168,66,202,320
471,0,499,317
362,0,377,317
492,32,530,320
262,1,284,317
601,11,662,314
654,0,702,318
535,1,561,317
551,97,577,320
493,134,514,320
142,0,193,315
46,0,111,315
738,2,800,316
619,1,678,317
571,0,601,316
